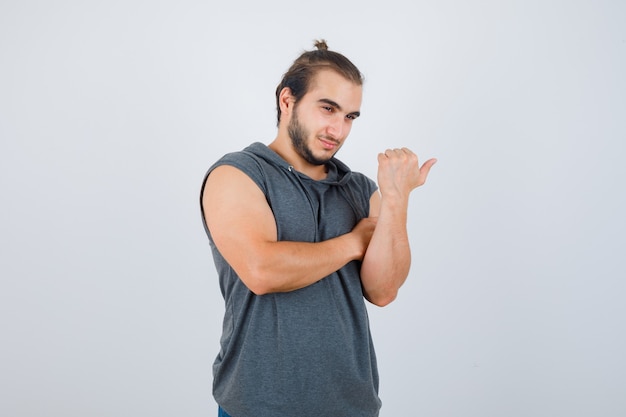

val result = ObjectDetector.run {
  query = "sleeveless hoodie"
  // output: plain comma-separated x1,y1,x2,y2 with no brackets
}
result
200,142,381,417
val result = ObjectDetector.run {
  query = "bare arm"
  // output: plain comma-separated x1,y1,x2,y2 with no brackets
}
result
360,148,436,307
202,165,376,295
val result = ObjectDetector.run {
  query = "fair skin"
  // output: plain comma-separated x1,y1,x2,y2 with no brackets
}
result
202,69,436,306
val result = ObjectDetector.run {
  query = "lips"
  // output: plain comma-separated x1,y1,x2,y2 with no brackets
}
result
318,137,339,150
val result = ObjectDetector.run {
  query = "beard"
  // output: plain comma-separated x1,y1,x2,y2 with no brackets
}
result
287,108,335,166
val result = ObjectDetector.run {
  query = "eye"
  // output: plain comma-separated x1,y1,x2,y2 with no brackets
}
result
322,106,333,113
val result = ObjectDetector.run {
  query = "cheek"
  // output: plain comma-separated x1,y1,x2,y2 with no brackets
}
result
343,121,354,137
311,117,328,134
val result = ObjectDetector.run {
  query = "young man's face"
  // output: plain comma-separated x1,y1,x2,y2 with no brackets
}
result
287,69,362,166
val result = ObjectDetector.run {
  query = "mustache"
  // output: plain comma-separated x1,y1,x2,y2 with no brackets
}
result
319,135,340,145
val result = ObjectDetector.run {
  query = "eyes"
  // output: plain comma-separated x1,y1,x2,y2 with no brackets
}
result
321,106,359,121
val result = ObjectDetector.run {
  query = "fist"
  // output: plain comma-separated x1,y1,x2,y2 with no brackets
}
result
377,148,437,198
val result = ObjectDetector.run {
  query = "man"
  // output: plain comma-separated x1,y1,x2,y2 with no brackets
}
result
200,40,436,417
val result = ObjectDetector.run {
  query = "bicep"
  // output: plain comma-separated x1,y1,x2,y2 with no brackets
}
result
202,165,277,275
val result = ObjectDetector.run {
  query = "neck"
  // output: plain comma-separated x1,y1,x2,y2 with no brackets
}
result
268,134,328,180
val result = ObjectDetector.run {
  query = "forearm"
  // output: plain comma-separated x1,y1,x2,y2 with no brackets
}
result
239,233,363,295
360,197,411,306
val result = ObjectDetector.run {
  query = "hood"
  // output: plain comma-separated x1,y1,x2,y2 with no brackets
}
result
243,142,353,186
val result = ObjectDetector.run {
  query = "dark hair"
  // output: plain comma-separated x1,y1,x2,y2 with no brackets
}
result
275,39,363,126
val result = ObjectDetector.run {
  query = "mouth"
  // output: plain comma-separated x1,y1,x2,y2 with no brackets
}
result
318,137,339,150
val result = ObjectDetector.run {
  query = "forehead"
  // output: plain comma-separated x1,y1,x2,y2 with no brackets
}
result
305,68,363,106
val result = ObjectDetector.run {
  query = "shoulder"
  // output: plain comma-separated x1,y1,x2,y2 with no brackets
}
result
212,149,264,177
203,148,268,195
349,171,377,194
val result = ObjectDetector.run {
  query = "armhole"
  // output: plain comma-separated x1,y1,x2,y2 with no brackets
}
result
200,153,267,229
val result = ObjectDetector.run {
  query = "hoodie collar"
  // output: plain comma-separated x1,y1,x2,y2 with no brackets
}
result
245,142,353,186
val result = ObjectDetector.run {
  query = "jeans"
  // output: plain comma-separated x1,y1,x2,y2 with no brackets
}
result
218,406,232,417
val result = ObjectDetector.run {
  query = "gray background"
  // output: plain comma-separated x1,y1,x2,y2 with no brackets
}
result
1,1,625,416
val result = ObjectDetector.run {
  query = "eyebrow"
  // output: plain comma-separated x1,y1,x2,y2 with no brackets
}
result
318,98,361,119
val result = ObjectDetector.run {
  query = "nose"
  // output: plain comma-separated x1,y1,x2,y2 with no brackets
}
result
327,115,346,139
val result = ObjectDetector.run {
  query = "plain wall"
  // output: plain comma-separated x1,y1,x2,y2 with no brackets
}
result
1,1,625,416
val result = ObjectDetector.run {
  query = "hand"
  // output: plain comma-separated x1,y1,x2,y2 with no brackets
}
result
377,148,437,199
351,217,378,260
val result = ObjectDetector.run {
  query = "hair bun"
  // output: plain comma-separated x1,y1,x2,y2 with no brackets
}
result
314,39,329,51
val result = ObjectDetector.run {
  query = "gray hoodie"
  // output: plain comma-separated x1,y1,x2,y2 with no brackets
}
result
200,142,381,417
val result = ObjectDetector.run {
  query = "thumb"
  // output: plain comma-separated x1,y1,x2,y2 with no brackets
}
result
418,158,437,182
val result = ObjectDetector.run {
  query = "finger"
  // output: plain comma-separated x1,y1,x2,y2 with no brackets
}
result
419,158,437,180
383,148,409,160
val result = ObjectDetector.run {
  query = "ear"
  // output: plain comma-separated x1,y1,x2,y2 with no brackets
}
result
278,87,296,117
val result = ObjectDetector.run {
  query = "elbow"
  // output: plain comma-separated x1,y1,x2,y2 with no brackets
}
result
240,275,273,296
361,269,406,307
237,260,276,296
245,280,271,296
366,289,398,307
